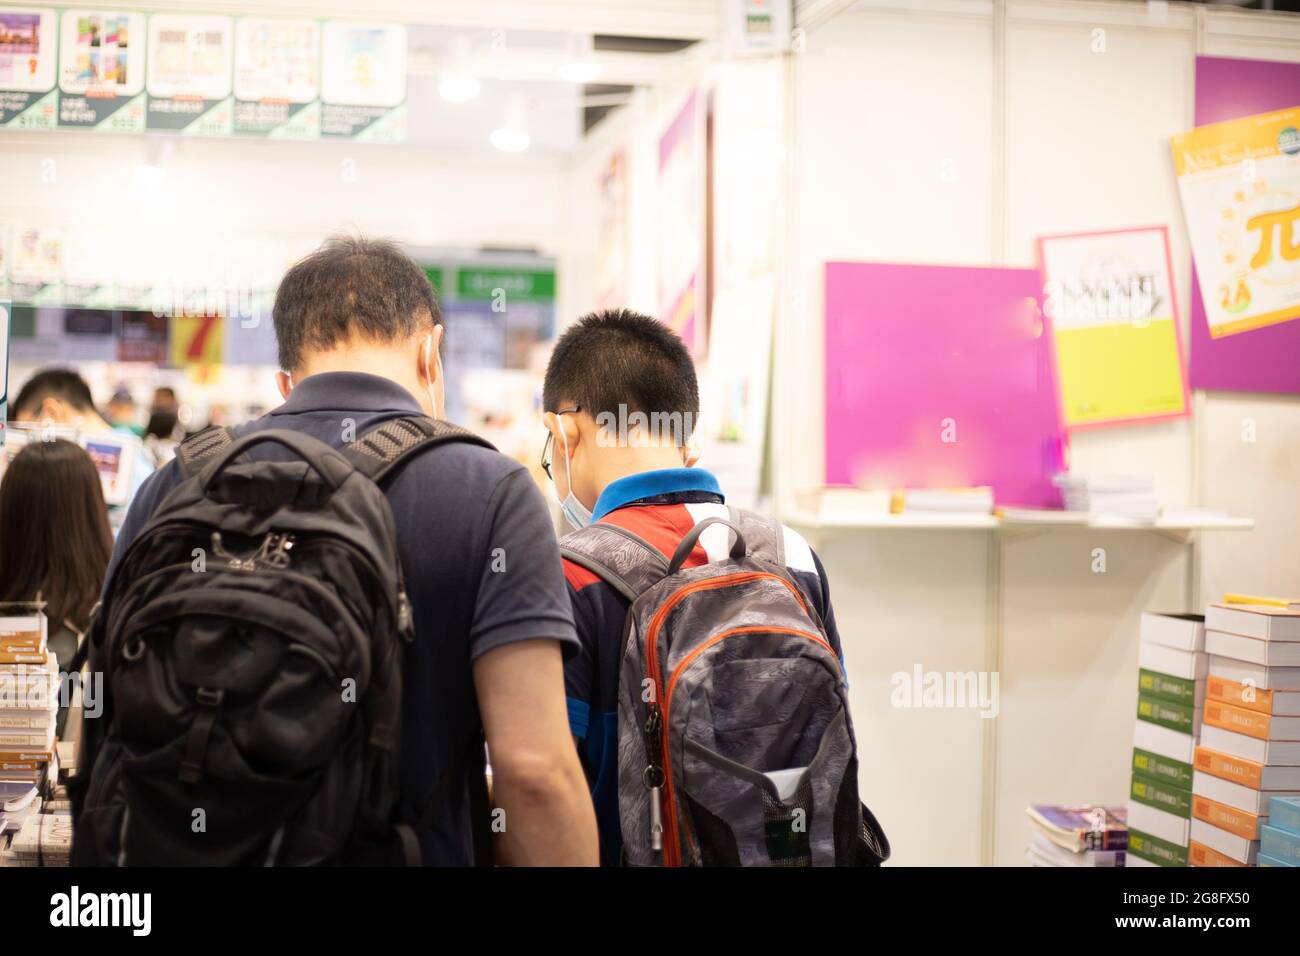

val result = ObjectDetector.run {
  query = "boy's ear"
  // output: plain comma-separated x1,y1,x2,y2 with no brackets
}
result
544,409,582,456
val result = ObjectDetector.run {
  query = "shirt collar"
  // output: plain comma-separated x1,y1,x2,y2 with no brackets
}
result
593,467,724,521
271,371,424,417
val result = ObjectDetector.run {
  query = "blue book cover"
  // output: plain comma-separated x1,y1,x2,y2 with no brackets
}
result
1259,853,1297,867
1260,824,1300,864
1268,795,1300,837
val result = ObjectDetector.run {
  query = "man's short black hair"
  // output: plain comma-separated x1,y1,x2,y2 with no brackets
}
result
273,235,440,372
543,309,699,440
12,368,95,418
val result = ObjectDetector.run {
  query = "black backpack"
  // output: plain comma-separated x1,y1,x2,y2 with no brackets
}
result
70,416,493,866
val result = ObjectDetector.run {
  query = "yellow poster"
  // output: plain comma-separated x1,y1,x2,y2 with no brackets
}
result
1039,226,1188,429
170,312,223,368
1172,106,1300,338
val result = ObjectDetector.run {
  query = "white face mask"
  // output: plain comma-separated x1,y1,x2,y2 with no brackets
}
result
555,424,592,530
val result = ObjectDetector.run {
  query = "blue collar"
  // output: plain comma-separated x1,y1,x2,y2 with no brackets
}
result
593,468,725,521
271,371,424,416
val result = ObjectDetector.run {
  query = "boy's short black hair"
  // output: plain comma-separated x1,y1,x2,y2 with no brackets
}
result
12,368,96,418
543,309,699,439
273,235,440,372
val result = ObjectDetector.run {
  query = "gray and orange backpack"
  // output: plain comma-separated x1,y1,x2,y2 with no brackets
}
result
561,507,889,867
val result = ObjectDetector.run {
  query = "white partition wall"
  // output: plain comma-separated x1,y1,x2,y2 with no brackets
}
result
783,0,1300,865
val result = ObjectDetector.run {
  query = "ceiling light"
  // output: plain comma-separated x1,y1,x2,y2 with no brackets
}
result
491,94,531,152
490,127,531,153
439,72,480,103
439,36,480,103
560,34,601,84
560,60,601,84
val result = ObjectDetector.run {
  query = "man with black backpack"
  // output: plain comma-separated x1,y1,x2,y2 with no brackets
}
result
72,237,598,866
542,309,888,867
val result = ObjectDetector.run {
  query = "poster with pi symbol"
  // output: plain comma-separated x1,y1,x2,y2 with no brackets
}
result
1173,105,1300,339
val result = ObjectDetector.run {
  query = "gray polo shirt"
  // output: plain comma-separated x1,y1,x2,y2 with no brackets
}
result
109,371,579,865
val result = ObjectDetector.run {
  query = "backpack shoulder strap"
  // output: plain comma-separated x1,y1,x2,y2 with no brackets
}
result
340,415,496,485
175,425,237,480
559,523,670,603
729,505,785,566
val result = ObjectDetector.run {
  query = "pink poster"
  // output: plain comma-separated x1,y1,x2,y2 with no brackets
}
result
657,93,702,352
1188,56,1300,395
825,261,1068,508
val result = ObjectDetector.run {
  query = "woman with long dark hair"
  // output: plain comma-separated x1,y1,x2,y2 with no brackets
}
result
0,439,114,733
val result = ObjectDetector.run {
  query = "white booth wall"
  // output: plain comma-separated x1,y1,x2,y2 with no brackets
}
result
782,0,1300,865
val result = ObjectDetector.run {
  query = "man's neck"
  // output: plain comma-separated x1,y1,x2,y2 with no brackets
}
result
298,347,425,408
72,411,113,433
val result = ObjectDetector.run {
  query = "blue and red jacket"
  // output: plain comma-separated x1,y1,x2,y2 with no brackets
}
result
561,467,844,866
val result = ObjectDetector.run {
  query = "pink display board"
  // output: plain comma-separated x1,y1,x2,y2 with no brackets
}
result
825,261,1067,508
1188,56,1300,395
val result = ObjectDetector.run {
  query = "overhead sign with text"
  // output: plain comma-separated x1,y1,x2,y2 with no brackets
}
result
0,7,405,141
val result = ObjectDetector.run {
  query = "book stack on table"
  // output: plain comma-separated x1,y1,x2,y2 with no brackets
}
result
1,607,58,788
1025,804,1127,867
1127,612,1206,867
1189,600,1300,867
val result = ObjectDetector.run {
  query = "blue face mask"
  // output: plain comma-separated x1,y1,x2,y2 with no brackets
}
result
556,426,592,530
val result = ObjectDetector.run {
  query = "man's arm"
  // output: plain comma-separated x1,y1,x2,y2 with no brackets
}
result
474,639,598,866
468,467,597,866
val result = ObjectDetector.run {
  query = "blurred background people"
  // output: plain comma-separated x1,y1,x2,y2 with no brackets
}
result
143,408,184,464
8,368,156,531
0,439,114,736
106,387,144,437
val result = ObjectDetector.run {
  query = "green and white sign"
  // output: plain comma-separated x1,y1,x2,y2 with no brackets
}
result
56,9,146,131
0,7,58,128
456,267,557,303
2,7,407,142
144,12,233,135
231,16,320,138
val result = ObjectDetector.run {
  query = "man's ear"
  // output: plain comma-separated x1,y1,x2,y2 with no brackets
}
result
419,325,445,387
275,370,293,400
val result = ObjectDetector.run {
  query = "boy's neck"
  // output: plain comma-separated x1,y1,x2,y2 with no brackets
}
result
589,444,690,503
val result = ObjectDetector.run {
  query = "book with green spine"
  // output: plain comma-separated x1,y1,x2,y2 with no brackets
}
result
1138,668,1199,707
1130,772,1192,819
1137,692,1197,735
1128,828,1188,867
1132,748,1193,789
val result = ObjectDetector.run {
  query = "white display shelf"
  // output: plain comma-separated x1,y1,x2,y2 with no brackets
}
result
784,508,1255,533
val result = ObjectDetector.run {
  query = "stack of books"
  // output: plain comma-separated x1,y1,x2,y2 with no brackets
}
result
1025,804,1127,867
1053,475,1158,523
1189,599,1300,866
1127,612,1206,867
4,808,72,867
890,486,994,515
0,606,58,787
1260,796,1300,867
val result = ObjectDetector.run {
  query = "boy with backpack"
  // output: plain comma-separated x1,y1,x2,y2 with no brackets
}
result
542,308,887,867
71,237,598,866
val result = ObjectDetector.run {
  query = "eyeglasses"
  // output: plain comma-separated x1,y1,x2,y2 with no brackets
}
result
540,405,581,481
